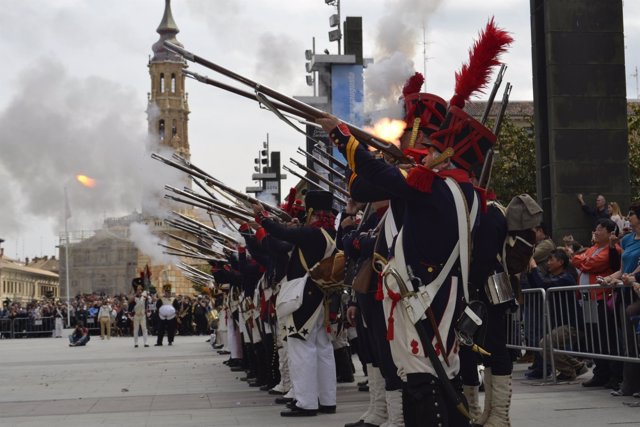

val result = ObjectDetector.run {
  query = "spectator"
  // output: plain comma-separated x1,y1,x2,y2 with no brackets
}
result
53,304,64,338
533,223,556,275
194,296,208,335
76,304,88,327
608,201,627,235
68,322,90,347
97,301,112,340
602,201,640,395
577,193,610,229
572,219,623,388
88,302,99,318
129,285,150,348
528,249,586,380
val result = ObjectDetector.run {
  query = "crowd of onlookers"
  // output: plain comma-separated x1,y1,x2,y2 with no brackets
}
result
519,194,640,399
0,291,220,339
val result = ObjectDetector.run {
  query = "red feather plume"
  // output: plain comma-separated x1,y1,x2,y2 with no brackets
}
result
282,187,297,215
450,17,513,109
403,72,425,97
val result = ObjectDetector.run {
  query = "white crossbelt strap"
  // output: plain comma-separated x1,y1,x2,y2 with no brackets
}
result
384,206,398,250
443,178,478,303
387,178,478,309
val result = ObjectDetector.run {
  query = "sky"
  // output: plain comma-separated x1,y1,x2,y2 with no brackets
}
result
1,0,639,261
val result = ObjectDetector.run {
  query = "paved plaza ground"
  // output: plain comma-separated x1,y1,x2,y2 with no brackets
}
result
0,335,638,426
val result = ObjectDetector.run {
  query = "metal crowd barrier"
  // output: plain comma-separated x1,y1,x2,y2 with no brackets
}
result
506,288,554,380
84,316,101,335
545,284,640,364
11,316,55,338
506,284,640,384
0,318,12,338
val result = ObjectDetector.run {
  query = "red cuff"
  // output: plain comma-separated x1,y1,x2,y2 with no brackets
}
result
255,227,267,243
239,222,250,232
255,210,269,224
237,245,246,254
329,123,352,147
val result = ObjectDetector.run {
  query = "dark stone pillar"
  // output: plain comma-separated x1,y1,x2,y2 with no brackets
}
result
530,0,629,244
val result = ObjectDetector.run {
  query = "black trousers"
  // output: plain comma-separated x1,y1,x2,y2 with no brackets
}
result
157,318,177,344
403,373,470,427
460,300,512,386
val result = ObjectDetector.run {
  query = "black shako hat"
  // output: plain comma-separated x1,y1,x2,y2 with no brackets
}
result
304,190,334,213
131,277,144,291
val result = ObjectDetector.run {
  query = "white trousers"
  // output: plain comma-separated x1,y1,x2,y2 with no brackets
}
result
54,318,63,338
133,315,148,345
227,316,242,359
287,307,336,410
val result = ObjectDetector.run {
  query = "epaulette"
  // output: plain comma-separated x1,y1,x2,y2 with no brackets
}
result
406,165,438,193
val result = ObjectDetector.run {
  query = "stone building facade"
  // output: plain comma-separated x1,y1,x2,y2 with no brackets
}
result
0,248,59,305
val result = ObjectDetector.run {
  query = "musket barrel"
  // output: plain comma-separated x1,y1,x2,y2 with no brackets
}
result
312,145,347,170
480,64,507,126
478,82,512,189
185,70,316,122
282,166,347,205
171,211,239,244
297,148,346,181
289,158,350,197
165,41,412,164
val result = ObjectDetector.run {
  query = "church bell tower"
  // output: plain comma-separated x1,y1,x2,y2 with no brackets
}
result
147,0,190,160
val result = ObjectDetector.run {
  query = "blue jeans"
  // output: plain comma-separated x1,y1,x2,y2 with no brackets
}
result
69,334,90,346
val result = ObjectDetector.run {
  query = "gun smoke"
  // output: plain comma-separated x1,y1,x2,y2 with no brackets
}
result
364,0,444,113
0,58,184,253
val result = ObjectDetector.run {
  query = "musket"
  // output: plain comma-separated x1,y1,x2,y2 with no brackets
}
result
164,41,413,165
480,64,507,126
478,82,512,189
164,189,254,223
179,186,254,217
165,219,211,241
177,271,210,287
313,145,347,170
289,158,350,198
165,251,223,263
152,152,290,221
171,211,240,245
166,221,221,250
164,194,249,224
162,250,221,264
297,147,346,181
282,166,347,205
177,262,217,280
163,232,226,258
185,70,318,123
176,265,215,286
383,268,470,420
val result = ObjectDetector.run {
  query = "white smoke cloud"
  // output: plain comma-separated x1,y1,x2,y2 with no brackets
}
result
254,32,305,92
364,0,444,112
128,222,176,265
0,57,185,242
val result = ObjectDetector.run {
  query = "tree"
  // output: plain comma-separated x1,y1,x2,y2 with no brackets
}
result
488,114,537,203
628,103,640,200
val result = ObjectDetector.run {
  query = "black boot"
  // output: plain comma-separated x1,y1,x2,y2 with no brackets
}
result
335,347,355,383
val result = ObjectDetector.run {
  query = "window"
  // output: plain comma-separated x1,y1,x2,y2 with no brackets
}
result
172,119,177,136
160,73,165,93
171,73,176,92
159,120,165,141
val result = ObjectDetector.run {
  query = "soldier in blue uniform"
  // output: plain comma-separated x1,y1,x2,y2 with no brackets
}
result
318,97,497,426
253,190,339,417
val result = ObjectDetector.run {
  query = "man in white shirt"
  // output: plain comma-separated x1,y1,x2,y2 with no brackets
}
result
130,284,149,348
